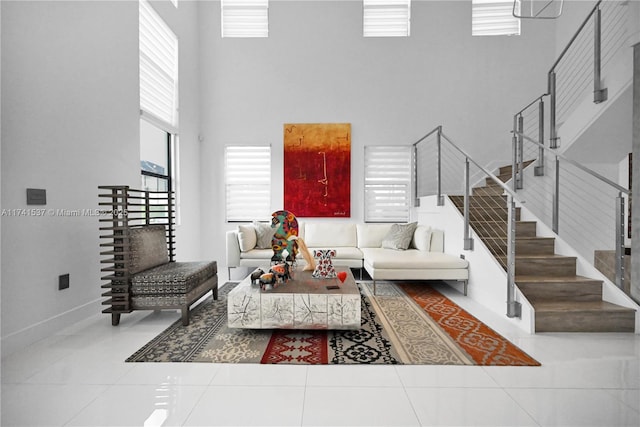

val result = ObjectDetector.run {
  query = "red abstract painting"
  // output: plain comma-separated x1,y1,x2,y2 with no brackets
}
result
283,123,351,217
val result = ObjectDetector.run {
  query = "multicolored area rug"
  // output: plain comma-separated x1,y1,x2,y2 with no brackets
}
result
126,282,540,366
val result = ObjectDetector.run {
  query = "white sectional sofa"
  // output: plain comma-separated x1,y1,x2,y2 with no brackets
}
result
226,222,469,295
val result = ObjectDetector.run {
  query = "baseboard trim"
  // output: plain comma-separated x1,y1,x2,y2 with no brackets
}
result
1,298,102,358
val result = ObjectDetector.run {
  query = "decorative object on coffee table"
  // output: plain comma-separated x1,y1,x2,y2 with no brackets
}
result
294,236,316,271
270,210,299,263
312,249,337,279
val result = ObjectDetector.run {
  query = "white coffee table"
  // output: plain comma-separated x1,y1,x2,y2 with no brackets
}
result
227,266,361,330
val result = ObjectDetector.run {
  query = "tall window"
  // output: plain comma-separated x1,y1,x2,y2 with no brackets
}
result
225,146,271,222
139,0,178,194
221,0,269,38
364,146,412,222
140,119,173,192
363,0,411,37
472,0,521,36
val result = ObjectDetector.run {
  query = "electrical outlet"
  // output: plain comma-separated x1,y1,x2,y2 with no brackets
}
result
59,274,69,290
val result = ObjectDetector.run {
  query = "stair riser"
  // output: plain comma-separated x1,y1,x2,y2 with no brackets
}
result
467,208,521,222
450,195,508,208
472,187,505,196
516,258,576,276
516,239,555,255
518,282,602,302
536,311,635,332
499,165,513,176
517,222,537,237
470,222,537,239
486,175,512,187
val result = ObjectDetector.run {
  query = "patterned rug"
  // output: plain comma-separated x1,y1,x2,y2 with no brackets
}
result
126,281,540,366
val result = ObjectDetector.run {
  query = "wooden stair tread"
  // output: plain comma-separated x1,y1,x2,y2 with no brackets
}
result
515,254,575,260
533,300,635,313
516,275,600,283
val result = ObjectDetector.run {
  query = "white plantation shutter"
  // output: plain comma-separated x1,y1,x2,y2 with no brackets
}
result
225,146,271,222
221,0,269,38
139,0,179,130
364,146,412,222
472,0,521,36
363,0,411,37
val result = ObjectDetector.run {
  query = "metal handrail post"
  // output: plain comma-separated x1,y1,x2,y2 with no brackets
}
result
553,156,560,234
517,115,524,189
615,193,625,290
437,128,444,206
506,193,521,318
463,158,474,250
412,145,419,207
534,98,545,176
549,71,559,148
512,115,518,191
512,131,518,192
593,5,608,103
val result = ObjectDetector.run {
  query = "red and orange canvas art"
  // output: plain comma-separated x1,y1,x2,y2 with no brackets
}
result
283,123,351,217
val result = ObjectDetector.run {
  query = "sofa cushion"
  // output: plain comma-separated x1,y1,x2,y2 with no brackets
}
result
361,248,468,270
131,261,217,295
381,222,418,250
237,224,257,252
411,225,432,251
356,224,393,248
252,221,276,249
129,225,169,275
304,223,356,247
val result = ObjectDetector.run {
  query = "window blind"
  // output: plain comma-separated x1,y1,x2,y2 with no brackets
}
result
472,0,521,36
363,0,411,37
364,146,412,222
221,0,269,38
225,146,271,222
139,0,179,131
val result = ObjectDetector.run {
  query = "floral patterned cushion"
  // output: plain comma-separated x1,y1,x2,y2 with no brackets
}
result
131,261,217,295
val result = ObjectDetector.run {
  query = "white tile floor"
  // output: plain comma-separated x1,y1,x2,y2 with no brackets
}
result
2,283,639,427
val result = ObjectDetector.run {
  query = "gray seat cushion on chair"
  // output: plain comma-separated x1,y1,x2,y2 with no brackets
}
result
131,261,218,295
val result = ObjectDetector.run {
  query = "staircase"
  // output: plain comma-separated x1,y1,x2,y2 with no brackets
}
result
450,163,636,333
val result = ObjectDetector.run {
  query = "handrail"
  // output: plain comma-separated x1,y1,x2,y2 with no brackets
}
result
412,126,442,147
549,0,602,72
514,0,563,19
440,131,519,198
513,130,630,195
515,93,548,117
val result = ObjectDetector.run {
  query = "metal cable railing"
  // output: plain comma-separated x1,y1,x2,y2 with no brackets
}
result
513,132,629,290
547,0,629,147
414,126,522,318
511,0,630,293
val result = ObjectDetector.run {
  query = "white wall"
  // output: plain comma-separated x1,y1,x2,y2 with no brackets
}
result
199,0,557,279
0,0,203,356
